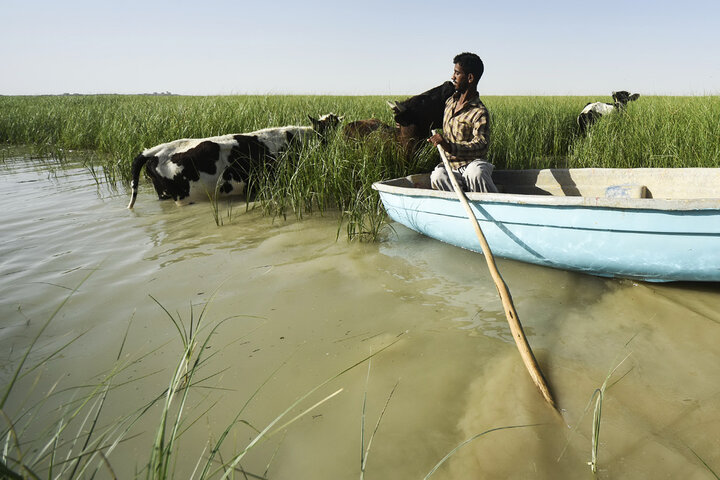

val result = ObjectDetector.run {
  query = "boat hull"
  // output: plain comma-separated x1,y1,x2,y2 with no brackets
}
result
373,171,720,282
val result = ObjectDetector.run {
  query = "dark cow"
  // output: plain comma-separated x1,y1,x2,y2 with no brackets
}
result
577,91,640,133
127,113,342,209
340,81,455,155
388,81,455,151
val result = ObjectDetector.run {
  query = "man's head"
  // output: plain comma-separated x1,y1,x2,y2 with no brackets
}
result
452,52,484,93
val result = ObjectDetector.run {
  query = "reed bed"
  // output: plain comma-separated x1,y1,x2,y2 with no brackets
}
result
1,94,718,238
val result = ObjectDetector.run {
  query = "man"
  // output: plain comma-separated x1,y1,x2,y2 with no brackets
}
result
427,52,498,193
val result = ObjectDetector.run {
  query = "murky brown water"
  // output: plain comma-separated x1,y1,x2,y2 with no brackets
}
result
2,152,720,479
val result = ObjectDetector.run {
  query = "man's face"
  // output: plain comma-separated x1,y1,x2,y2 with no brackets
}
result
451,63,470,93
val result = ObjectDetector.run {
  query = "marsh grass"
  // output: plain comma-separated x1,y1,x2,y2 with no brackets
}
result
253,132,437,240
1,94,718,239
558,353,633,475
359,360,399,480
0,270,150,479
423,424,542,479
1,280,403,479
689,446,720,479
569,96,720,168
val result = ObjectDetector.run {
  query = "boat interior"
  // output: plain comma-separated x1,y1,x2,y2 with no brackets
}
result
395,168,720,200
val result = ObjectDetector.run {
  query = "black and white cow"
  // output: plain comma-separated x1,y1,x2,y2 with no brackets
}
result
127,114,342,209
577,91,640,133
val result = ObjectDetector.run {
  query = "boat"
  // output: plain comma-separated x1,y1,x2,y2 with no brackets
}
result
372,168,720,282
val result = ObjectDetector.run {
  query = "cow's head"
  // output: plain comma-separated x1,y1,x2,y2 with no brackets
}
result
309,113,343,135
387,81,455,128
612,91,640,108
385,81,455,152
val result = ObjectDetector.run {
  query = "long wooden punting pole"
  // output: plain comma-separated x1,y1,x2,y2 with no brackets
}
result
432,132,557,410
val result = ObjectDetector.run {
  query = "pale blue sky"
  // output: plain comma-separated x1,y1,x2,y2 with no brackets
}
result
2,0,718,96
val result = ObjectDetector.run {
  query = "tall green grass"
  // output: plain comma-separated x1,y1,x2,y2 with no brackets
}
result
1,94,718,239
569,96,720,168
252,132,437,239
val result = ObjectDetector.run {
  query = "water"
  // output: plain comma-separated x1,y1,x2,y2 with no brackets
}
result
1,152,719,479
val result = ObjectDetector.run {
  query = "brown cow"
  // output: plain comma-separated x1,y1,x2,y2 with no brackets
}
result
342,118,394,139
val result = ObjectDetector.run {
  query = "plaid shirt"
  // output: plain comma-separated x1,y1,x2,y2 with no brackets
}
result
442,93,490,169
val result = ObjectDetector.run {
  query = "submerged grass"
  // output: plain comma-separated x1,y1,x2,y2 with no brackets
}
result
1,94,718,239
359,360,399,480
557,352,633,475
423,424,542,479
689,446,720,479
1,278,402,479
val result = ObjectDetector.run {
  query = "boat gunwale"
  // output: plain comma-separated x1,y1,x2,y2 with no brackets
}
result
372,170,720,212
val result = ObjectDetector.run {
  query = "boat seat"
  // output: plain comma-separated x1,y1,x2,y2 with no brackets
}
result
604,184,648,199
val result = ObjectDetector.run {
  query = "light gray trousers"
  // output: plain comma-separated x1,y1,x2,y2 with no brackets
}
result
430,159,498,193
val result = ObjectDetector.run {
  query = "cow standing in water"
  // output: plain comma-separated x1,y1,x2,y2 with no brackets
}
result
127,114,342,209
577,91,640,133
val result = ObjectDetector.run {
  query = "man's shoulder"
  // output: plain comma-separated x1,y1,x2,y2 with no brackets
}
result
464,98,489,122
468,96,488,112
444,94,456,108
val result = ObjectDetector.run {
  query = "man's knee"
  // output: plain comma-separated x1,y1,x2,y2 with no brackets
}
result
463,160,497,193
464,160,493,176
430,163,447,181
431,163,454,190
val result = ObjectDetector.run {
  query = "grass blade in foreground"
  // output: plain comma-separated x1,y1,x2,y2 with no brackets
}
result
424,424,542,479
212,338,403,480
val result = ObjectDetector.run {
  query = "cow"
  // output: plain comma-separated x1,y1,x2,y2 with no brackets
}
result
387,81,455,151
127,113,342,209
577,91,640,133
340,81,455,155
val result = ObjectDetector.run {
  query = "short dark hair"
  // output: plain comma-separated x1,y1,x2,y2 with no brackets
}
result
453,52,484,82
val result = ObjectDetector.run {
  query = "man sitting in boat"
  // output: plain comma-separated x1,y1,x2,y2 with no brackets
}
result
427,52,498,193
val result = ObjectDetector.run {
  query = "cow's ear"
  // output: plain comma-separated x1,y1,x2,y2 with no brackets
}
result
386,101,399,113
308,115,318,125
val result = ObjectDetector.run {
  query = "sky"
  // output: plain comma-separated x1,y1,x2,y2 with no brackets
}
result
2,0,719,97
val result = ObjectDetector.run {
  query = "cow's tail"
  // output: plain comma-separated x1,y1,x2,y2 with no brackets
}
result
127,154,148,209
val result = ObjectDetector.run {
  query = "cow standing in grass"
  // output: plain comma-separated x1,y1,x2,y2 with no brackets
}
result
577,91,640,133
342,118,395,139
127,114,342,209
388,81,455,151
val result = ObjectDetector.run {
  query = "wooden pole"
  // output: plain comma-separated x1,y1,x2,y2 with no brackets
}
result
432,132,557,410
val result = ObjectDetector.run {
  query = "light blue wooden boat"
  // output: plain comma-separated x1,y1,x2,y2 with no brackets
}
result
372,168,720,282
